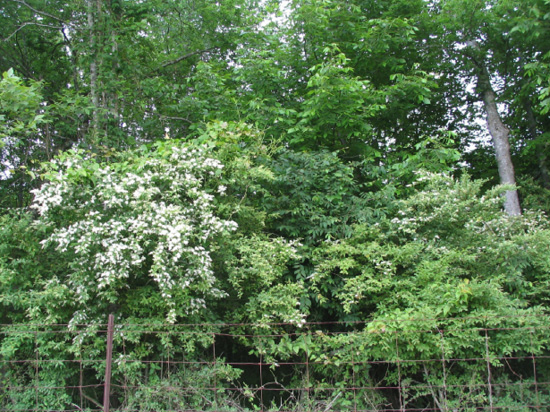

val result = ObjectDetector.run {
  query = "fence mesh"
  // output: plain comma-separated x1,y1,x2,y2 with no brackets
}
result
1,314,549,411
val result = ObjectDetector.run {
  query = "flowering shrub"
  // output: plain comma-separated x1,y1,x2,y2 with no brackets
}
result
0,124,311,411
312,172,550,319
31,141,237,324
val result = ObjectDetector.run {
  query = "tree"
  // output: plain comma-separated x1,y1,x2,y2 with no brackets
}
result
1,0,271,150
499,0,550,191
0,69,49,208
429,0,550,215
464,40,522,215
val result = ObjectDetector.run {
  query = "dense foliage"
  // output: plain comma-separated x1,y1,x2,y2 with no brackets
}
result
2,0,550,410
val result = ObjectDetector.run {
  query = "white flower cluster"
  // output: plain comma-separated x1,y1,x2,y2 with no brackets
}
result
31,144,237,323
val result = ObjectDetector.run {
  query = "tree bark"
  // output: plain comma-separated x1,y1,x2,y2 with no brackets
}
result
466,42,522,216
87,0,100,135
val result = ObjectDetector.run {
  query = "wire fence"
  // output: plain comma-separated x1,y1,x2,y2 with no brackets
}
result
1,313,550,411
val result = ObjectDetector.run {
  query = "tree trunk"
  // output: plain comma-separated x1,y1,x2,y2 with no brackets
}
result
87,0,100,135
466,42,522,216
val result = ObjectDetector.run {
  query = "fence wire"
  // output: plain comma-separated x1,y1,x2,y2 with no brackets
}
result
1,314,549,412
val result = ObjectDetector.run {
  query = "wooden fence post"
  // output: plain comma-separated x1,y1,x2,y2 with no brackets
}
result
103,314,114,412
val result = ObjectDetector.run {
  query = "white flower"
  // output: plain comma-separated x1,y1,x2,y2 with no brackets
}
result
31,143,241,324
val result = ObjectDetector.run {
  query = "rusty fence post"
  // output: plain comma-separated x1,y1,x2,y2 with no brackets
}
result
103,314,115,412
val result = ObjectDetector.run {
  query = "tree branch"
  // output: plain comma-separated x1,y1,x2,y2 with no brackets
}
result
159,48,214,68
3,22,64,42
12,0,66,23
159,115,193,123
80,392,103,410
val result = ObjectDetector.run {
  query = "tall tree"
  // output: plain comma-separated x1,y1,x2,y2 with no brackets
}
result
499,0,550,191
1,0,269,149
464,40,522,215
427,0,525,215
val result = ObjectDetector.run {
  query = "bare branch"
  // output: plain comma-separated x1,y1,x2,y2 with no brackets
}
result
3,22,64,42
159,48,214,68
12,0,66,23
322,391,342,412
159,115,193,123
80,392,103,410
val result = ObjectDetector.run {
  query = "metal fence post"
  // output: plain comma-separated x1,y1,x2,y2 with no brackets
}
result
103,314,115,412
